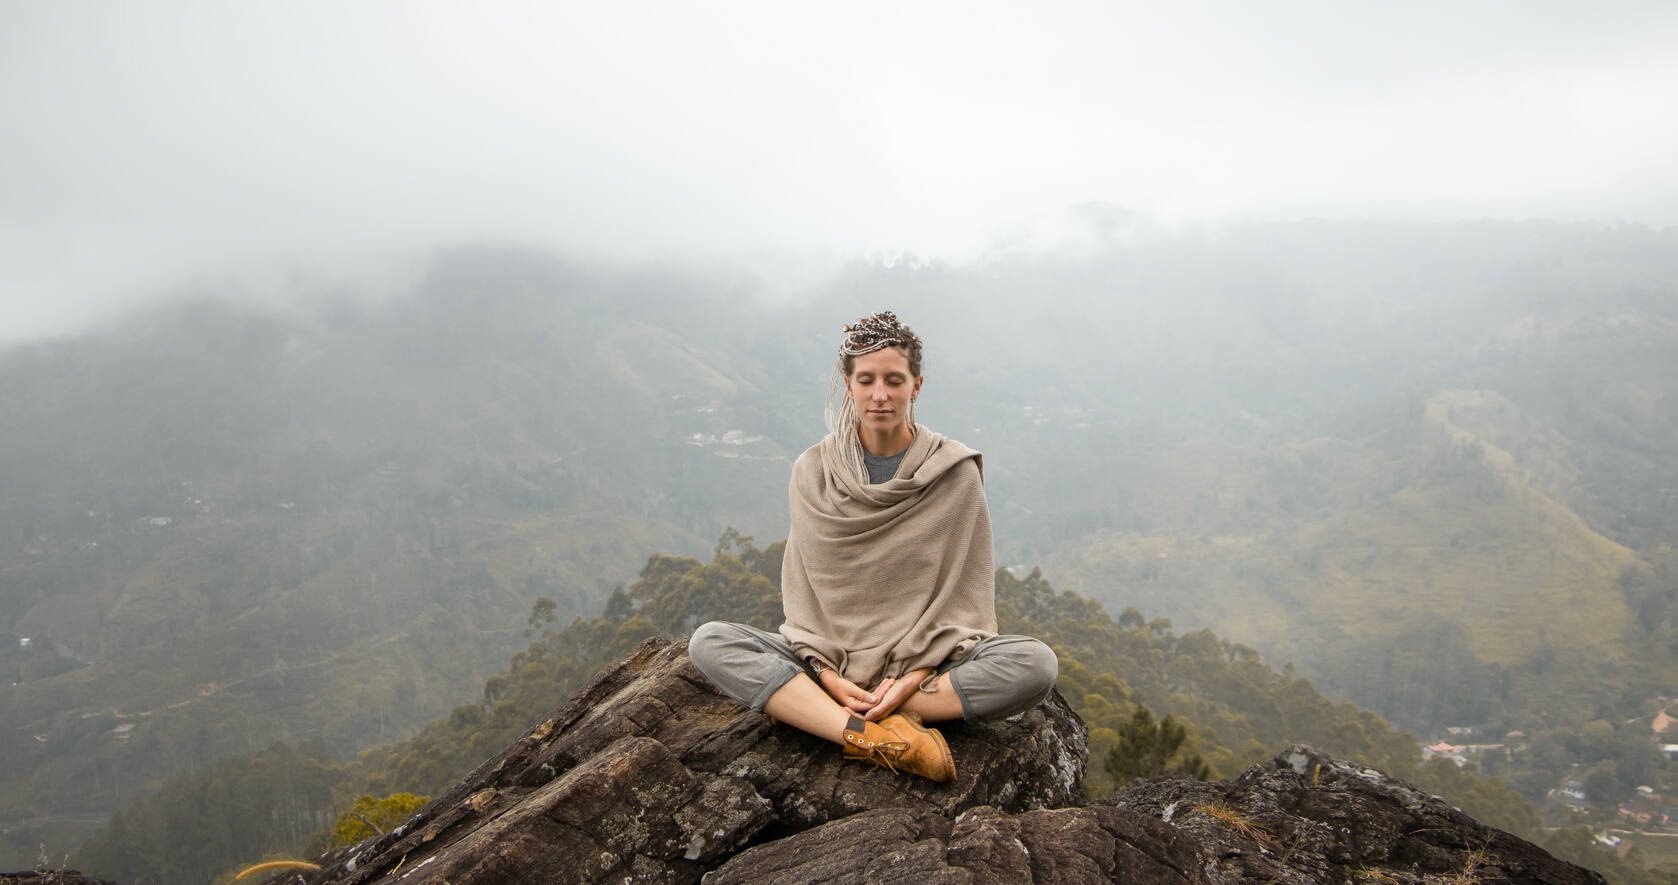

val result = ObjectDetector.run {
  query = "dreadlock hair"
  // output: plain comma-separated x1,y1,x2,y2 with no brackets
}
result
825,311,924,483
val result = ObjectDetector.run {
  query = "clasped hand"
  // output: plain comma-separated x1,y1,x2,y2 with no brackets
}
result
818,667,933,721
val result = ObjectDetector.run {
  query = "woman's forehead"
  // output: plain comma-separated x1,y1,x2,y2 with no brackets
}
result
850,347,912,375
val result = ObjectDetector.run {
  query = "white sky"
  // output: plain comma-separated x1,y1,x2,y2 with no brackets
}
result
4,1,1677,343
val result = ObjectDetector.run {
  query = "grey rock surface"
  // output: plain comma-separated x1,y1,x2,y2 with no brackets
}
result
290,637,1087,884
1112,744,1608,885
245,642,1608,885
705,804,1209,884
0,873,125,885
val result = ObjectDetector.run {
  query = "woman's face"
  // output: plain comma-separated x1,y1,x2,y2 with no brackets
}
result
846,346,923,432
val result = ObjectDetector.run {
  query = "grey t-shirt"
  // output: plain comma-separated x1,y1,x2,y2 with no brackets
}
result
863,447,908,484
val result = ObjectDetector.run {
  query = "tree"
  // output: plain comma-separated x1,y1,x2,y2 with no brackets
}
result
524,596,557,638
1104,705,1210,786
602,586,633,623
333,792,431,845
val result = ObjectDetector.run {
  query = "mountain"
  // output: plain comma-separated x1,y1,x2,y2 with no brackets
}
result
4,220,1678,872
0,252,799,865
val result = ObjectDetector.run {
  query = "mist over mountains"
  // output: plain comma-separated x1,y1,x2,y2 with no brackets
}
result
3,218,1677,873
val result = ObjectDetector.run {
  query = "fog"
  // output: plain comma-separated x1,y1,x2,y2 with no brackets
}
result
5,1,1678,343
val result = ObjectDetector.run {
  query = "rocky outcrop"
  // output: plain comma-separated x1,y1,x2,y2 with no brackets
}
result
1113,745,1608,885
288,637,1087,884
246,639,1605,885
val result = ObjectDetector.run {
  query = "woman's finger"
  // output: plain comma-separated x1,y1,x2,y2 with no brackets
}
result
862,680,911,720
843,682,873,713
830,680,877,713
826,675,862,699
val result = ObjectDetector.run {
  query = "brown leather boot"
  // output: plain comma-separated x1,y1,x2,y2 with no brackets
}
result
841,711,956,782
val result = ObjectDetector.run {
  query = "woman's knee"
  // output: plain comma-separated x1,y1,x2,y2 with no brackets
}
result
953,637,1060,720
687,621,737,677
1012,638,1059,699
978,635,1057,678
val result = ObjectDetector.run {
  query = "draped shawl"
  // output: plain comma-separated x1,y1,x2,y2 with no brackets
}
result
779,426,997,689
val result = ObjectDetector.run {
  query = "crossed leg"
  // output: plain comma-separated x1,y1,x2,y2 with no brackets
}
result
691,622,1056,745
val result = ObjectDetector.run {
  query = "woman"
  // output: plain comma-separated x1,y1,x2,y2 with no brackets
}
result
690,311,1058,782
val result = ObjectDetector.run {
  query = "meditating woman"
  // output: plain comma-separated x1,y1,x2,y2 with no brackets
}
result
689,311,1058,782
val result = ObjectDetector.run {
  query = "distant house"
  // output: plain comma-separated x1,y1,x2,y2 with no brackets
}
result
110,723,136,742
1653,710,1678,737
1422,742,1469,766
1617,797,1667,827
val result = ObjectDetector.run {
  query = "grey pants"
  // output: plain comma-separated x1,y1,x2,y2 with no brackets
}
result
688,621,1058,723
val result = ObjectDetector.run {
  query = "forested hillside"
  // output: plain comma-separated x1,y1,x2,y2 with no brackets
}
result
0,255,801,865
72,538,1660,884
5,220,1678,877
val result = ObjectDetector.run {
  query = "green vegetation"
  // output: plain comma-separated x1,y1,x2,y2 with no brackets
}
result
332,792,429,846
1104,706,1211,785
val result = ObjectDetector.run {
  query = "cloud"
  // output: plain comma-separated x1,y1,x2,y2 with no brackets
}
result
3,0,1676,342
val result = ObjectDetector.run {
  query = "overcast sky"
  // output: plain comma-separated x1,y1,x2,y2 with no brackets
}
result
4,1,1677,344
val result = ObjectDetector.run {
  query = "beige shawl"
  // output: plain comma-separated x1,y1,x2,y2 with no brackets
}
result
779,426,997,689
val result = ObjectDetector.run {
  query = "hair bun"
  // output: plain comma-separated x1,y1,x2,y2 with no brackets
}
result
840,310,921,356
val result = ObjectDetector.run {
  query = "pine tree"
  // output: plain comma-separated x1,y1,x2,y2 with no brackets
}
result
1103,705,1210,786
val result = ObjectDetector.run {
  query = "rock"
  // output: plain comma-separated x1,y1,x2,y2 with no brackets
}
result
1112,744,1608,885
254,642,1606,885
0,873,124,885
292,637,1087,885
705,805,1209,884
